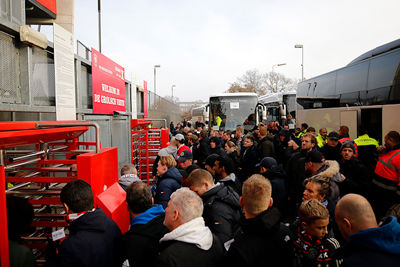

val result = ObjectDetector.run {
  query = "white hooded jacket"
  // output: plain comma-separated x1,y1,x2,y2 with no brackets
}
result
160,217,213,250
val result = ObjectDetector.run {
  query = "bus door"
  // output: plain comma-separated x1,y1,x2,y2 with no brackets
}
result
340,110,358,139
360,108,382,144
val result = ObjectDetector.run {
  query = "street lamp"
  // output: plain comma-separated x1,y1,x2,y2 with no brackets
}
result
272,63,286,73
154,65,161,96
171,85,176,100
294,44,304,80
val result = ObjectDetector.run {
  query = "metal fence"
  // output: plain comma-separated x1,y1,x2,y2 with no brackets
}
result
147,90,182,128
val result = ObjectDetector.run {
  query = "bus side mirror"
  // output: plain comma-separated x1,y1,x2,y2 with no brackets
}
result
203,105,209,122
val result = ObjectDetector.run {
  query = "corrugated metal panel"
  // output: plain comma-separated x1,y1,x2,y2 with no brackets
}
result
81,115,112,148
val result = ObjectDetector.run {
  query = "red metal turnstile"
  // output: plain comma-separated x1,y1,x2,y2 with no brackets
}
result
131,119,169,184
0,121,129,267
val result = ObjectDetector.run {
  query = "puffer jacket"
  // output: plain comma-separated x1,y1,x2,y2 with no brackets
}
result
201,183,242,244
315,160,342,204
155,167,182,208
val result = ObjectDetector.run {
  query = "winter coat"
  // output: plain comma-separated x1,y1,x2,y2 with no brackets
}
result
261,165,288,213
117,205,168,267
315,160,342,204
226,147,240,172
45,209,121,267
226,207,293,267
155,167,182,208
197,137,211,167
339,157,372,198
201,183,242,244
257,135,276,159
320,143,342,162
335,216,400,267
239,145,259,182
219,172,242,195
156,217,224,267
285,149,308,203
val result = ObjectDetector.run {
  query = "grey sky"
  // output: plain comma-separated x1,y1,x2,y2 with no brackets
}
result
74,0,400,101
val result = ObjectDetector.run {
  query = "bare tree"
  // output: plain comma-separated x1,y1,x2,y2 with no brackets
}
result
264,72,297,93
227,69,297,96
227,69,267,95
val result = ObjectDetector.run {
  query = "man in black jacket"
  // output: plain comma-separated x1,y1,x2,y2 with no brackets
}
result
117,182,168,267
186,169,242,245
213,155,242,195
46,180,121,267
156,188,224,267
226,174,292,267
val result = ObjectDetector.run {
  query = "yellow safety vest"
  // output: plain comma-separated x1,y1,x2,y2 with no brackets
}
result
316,135,327,148
354,134,379,147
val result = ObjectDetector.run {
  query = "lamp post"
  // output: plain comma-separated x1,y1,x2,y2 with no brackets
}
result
98,0,102,52
171,85,176,100
294,44,304,80
272,63,286,73
154,65,161,96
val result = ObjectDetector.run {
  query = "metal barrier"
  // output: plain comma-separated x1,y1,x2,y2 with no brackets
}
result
0,121,129,267
131,119,169,184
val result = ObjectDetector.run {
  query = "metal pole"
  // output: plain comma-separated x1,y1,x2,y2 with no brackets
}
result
98,0,102,53
154,67,157,96
301,47,304,81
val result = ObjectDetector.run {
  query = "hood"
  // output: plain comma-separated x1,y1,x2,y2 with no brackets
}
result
131,205,165,226
202,183,241,210
317,160,340,180
349,216,400,255
160,217,213,250
161,167,182,183
119,174,141,187
220,172,236,183
158,146,178,159
69,209,107,234
241,207,281,235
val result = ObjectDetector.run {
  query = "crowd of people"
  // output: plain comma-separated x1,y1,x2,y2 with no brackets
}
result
10,119,400,266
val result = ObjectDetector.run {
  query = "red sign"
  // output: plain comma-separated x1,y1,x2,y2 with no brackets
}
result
143,81,148,118
36,0,57,15
91,49,126,114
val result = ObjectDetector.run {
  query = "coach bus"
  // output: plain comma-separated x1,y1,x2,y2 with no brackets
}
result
207,92,266,132
258,91,296,125
296,38,400,143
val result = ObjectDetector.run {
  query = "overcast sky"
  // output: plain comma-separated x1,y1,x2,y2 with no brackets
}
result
73,0,400,101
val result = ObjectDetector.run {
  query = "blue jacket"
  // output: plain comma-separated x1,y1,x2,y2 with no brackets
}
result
131,205,165,226
340,216,400,266
155,167,182,208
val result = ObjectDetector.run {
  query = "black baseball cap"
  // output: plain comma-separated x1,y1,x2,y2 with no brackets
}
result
256,157,278,169
327,131,339,140
306,150,324,163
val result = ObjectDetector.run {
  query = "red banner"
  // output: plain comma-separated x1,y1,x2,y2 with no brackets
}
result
91,48,125,114
143,81,148,118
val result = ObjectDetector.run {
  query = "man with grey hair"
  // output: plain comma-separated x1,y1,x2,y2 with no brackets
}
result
156,188,224,267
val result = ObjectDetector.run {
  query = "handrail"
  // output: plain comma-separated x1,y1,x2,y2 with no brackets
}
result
36,122,101,153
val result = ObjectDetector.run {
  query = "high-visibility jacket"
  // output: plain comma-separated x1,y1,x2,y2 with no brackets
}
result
374,147,400,192
339,137,358,157
316,135,327,148
296,130,306,139
354,134,379,148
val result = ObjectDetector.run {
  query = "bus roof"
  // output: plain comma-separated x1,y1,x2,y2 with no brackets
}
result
258,91,296,104
210,92,258,98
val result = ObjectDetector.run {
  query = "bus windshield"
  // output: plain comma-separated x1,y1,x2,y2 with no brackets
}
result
209,95,258,131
